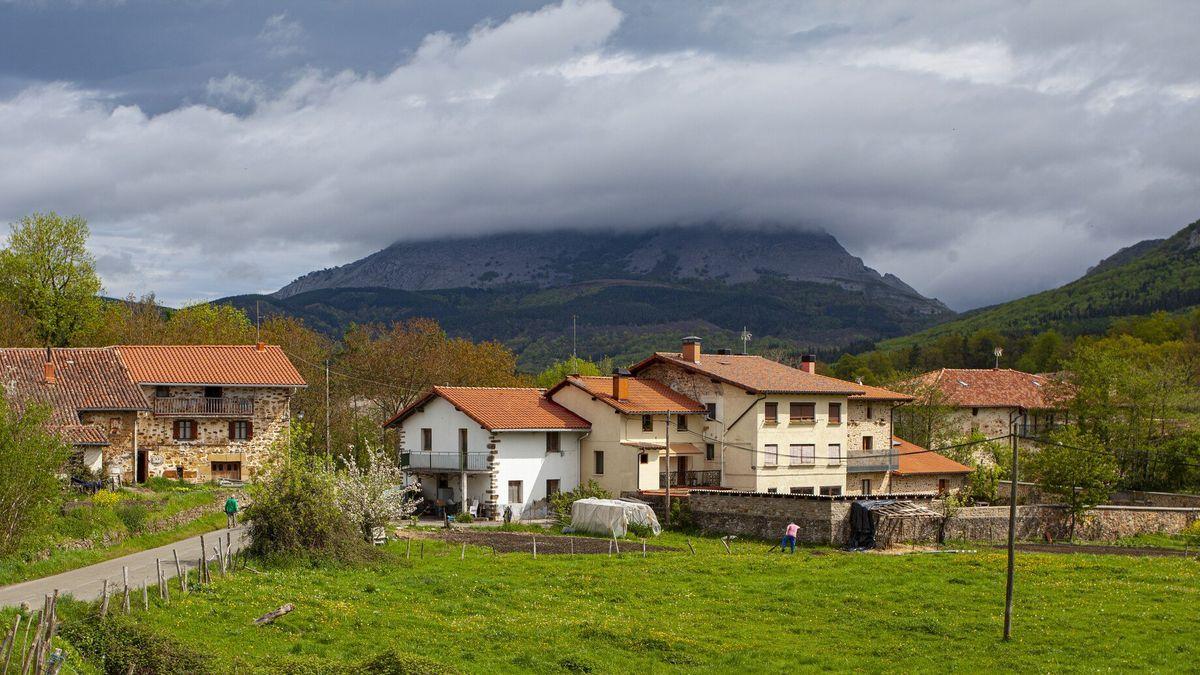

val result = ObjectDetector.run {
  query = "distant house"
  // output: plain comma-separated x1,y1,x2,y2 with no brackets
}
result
545,372,708,496
904,368,1071,443
0,344,305,483
630,337,920,495
385,386,590,519
845,436,972,496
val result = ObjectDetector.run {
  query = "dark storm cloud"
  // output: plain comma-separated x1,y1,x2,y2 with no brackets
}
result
0,0,1197,309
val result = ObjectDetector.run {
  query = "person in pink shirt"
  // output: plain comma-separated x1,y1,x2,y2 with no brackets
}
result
780,522,799,553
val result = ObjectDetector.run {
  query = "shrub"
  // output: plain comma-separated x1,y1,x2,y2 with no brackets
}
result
0,400,71,555
550,480,611,525
60,610,214,674
144,476,193,492
260,649,457,675
627,522,652,539
454,512,473,524
246,454,366,561
333,445,421,543
116,502,151,534
667,499,694,531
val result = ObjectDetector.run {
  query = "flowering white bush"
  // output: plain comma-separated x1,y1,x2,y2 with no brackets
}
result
334,445,422,542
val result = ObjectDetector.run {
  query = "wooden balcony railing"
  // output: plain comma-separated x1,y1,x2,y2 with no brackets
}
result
152,397,254,417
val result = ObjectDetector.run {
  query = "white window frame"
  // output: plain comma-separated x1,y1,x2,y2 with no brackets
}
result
790,444,815,465
827,443,842,465
763,444,779,467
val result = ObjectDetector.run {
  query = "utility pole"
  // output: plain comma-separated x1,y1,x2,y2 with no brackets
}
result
572,315,577,360
1003,408,1024,641
325,359,331,465
255,300,261,343
740,327,752,355
664,411,672,528
994,346,1003,369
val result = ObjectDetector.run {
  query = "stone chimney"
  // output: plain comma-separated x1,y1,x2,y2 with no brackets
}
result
681,336,702,363
612,368,631,401
43,347,55,384
255,341,266,352
800,354,817,374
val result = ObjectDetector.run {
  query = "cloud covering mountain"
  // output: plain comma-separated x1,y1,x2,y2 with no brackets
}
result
1,0,1198,309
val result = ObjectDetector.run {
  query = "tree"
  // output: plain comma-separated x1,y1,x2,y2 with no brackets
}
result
334,444,421,543
1025,427,1118,539
0,212,102,346
890,375,959,451
534,356,604,388
0,398,71,555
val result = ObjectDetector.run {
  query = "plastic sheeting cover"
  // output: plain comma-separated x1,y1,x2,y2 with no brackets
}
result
570,498,662,537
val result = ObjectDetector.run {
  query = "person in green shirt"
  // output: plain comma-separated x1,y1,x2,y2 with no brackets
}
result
225,496,239,528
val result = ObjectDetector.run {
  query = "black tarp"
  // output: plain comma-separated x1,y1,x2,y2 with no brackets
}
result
847,500,897,549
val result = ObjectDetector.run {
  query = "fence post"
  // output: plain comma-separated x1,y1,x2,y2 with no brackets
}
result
122,567,130,614
687,539,696,555
642,539,647,558
142,581,149,611
99,580,109,618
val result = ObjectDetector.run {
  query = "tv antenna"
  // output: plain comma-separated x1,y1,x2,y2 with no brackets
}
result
571,315,577,360
740,327,752,354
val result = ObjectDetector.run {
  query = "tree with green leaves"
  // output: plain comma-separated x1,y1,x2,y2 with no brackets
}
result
0,398,71,555
534,356,610,388
1025,427,1118,539
0,212,102,346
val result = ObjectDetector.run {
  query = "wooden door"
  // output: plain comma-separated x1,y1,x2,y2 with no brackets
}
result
136,450,148,483
211,461,242,481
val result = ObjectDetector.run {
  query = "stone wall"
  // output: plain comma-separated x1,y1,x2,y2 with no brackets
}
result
1108,489,1200,508
688,491,854,545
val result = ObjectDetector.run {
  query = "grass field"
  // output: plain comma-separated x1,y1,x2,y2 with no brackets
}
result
59,530,1200,673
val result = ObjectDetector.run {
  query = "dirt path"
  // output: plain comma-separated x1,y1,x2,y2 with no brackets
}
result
401,529,679,555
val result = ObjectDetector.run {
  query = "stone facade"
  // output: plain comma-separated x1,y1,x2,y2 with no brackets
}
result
105,385,294,483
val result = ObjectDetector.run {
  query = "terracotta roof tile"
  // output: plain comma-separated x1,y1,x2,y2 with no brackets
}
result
386,386,590,431
115,345,306,387
631,352,865,395
558,375,707,414
910,368,1069,409
850,383,913,402
892,436,972,476
0,348,148,429
60,424,110,446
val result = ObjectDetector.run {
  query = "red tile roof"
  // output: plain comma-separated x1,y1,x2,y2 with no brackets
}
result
892,436,972,476
550,375,707,415
385,386,590,431
631,352,865,395
850,383,913,402
115,345,306,387
61,424,111,446
909,368,1069,409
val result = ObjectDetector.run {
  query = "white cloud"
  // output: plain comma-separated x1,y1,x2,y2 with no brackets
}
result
0,0,1198,309
258,12,305,58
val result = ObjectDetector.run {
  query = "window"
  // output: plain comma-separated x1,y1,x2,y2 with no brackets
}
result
828,402,841,424
862,436,874,451
972,407,979,416
642,414,653,432
790,486,815,495
508,481,523,504
789,402,815,423
705,443,715,461
764,402,778,424
155,385,170,398
789,444,815,465
421,428,432,452
594,451,605,475
827,444,842,465
861,479,872,495
819,485,842,496
546,479,561,497
705,402,717,420
639,453,648,464
204,386,223,399
938,479,950,495
173,419,196,441
546,431,561,453
211,461,241,480
865,404,873,419
458,428,468,453
229,420,253,441
677,415,688,431
763,444,779,466
766,488,778,494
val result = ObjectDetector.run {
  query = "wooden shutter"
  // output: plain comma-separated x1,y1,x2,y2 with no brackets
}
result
228,421,236,440
172,420,180,440
245,421,253,440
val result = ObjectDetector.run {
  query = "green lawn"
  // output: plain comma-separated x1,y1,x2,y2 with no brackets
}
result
60,531,1200,673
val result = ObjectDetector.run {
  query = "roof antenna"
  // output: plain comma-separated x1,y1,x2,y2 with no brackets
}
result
571,314,577,361
740,327,752,355
256,300,261,344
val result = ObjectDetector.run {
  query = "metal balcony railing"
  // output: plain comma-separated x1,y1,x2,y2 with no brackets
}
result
846,448,898,474
402,452,490,472
152,397,254,417
659,470,722,488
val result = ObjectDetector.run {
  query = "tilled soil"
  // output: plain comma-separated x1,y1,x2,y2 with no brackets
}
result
399,529,680,555
1006,543,1197,558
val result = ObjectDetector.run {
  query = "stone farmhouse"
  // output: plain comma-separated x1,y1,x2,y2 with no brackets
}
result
0,343,305,483
385,386,590,519
904,368,1071,445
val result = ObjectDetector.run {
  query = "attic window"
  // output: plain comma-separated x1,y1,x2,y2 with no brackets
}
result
957,380,970,387
1032,381,1042,387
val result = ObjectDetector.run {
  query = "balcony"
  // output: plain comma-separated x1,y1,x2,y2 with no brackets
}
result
402,452,490,473
659,470,722,488
846,449,898,474
152,397,254,417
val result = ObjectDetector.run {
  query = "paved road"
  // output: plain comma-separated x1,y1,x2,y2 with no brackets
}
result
0,526,248,608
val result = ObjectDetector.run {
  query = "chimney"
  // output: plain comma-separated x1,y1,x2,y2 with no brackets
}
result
612,368,631,401
255,341,266,352
43,347,55,384
681,336,702,363
800,354,817,374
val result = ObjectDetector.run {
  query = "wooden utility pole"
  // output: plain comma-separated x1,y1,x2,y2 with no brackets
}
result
325,359,332,465
664,412,672,528
1003,410,1024,641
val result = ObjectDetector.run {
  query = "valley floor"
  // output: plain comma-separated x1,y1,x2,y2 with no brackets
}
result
61,531,1200,673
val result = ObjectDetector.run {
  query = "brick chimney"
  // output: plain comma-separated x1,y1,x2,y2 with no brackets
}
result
612,368,631,401
800,354,817,374
681,336,702,363
43,346,55,384
255,341,266,352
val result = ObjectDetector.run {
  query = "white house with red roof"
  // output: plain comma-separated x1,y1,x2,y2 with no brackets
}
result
385,386,590,519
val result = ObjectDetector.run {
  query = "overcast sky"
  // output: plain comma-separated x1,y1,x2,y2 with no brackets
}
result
1,0,1198,310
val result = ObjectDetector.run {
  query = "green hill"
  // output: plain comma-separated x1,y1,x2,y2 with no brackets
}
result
878,218,1200,349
